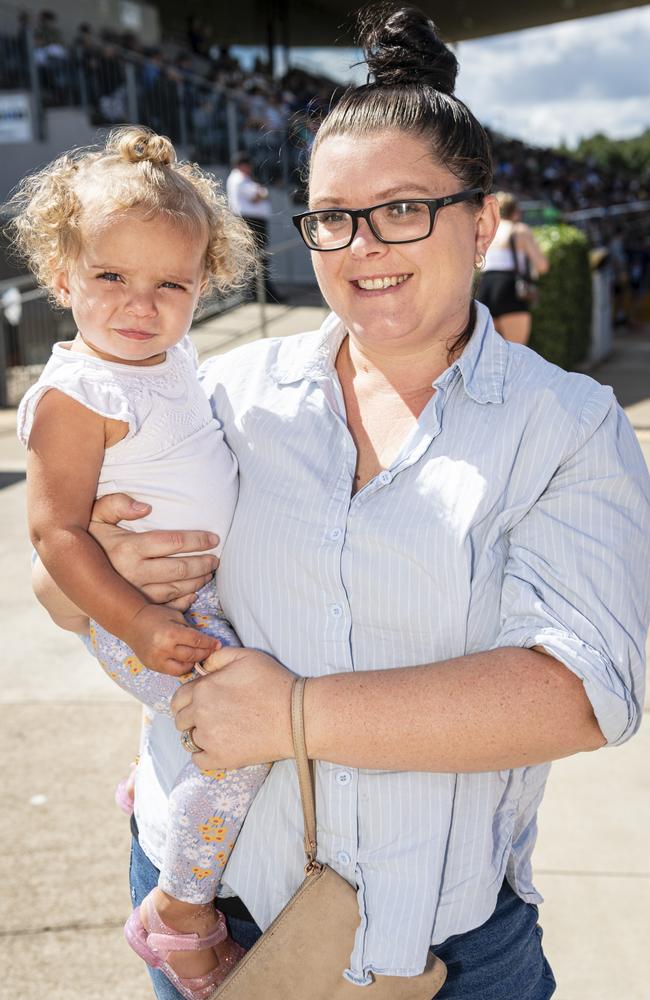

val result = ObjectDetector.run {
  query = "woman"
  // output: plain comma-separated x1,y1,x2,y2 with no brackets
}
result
475,191,549,344
36,6,649,999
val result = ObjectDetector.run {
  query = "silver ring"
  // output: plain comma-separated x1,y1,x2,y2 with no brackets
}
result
180,727,202,754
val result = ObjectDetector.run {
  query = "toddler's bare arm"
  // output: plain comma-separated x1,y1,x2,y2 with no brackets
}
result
27,390,218,673
32,555,89,633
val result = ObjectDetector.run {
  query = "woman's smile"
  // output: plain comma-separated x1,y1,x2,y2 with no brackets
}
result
351,273,412,292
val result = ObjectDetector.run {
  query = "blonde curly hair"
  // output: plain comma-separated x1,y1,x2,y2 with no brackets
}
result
6,126,256,300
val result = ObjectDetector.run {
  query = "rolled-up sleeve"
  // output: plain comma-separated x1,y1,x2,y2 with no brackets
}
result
494,391,650,745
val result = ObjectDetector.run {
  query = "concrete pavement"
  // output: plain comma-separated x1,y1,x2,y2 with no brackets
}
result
534,327,650,1000
0,305,648,1000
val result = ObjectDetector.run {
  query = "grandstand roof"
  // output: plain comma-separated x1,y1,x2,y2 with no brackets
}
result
156,0,649,45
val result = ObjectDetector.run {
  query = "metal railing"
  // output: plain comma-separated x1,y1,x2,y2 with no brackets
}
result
564,200,650,223
0,278,74,406
0,11,29,90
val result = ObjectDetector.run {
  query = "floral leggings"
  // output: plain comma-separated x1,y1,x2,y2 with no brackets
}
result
85,583,270,904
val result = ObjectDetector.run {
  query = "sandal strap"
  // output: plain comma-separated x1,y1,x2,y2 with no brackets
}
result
141,892,229,961
148,918,228,956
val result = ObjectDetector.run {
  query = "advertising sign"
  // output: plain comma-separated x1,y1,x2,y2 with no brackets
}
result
0,93,32,144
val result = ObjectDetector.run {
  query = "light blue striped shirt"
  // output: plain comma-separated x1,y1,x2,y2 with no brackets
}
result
139,303,650,984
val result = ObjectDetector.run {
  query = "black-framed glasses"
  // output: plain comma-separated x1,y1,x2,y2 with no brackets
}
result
292,188,484,251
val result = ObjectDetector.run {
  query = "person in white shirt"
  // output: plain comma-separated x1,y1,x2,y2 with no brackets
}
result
226,151,284,302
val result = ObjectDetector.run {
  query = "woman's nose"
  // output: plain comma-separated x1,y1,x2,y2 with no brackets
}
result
349,217,387,257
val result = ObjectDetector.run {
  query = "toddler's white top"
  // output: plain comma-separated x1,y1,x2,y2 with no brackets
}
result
17,336,238,554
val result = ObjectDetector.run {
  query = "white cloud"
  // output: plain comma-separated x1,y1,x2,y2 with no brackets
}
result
486,96,650,148
289,46,364,84
289,7,650,148
455,6,650,145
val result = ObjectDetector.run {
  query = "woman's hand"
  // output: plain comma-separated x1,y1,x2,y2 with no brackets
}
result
89,493,220,611
172,647,295,768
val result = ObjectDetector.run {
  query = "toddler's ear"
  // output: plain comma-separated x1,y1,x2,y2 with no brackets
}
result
53,269,71,307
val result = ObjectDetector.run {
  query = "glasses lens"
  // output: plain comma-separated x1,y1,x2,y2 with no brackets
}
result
370,202,431,242
302,211,352,249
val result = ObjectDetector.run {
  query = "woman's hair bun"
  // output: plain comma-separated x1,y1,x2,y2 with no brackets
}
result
106,126,176,167
358,4,458,95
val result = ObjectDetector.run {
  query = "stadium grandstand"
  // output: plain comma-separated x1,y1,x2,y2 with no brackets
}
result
1,0,649,403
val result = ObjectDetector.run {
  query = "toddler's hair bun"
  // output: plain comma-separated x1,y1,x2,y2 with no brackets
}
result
359,3,458,95
106,126,175,167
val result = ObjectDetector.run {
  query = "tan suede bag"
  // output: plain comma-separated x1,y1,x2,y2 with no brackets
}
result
211,677,447,999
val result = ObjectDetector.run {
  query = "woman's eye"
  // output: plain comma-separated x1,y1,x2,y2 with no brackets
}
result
387,202,420,217
320,212,347,225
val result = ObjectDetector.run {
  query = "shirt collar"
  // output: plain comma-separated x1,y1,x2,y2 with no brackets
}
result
451,301,507,404
269,301,506,405
269,311,346,384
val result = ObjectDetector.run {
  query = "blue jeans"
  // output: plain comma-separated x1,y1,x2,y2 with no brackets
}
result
129,835,556,999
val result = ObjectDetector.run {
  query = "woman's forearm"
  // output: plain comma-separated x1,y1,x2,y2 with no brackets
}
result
303,647,605,772
173,645,607,774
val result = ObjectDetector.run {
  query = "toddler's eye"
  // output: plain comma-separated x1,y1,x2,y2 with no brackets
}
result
161,281,185,290
97,271,122,282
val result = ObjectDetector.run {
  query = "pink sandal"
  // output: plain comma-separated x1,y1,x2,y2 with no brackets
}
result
114,762,137,816
124,890,245,1000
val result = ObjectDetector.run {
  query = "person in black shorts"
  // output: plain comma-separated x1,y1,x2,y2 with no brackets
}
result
476,192,549,344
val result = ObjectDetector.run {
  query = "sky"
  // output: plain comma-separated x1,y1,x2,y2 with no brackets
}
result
277,5,650,149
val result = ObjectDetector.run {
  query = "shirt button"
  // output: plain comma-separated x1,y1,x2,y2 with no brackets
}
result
329,528,342,541
330,604,343,618
335,769,352,786
379,470,392,485
337,851,352,866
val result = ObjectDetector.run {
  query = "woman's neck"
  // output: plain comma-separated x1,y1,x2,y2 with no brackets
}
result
344,311,472,398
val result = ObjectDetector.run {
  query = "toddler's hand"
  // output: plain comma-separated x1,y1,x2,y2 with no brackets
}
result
123,604,220,676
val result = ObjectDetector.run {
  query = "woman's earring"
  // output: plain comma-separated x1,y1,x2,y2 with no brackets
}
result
474,252,486,271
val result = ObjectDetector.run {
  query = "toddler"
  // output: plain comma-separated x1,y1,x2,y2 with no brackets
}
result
12,127,269,1000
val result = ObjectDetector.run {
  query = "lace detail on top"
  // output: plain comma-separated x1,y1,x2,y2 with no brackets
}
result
17,335,209,455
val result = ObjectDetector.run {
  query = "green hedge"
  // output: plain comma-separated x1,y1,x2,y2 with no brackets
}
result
529,224,592,370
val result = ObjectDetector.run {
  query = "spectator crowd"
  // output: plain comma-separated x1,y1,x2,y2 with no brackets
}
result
0,9,333,187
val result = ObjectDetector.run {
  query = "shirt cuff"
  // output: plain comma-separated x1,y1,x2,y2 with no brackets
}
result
493,625,640,746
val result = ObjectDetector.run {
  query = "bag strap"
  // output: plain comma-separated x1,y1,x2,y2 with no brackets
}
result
291,677,321,872
510,231,532,281
509,232,522,277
